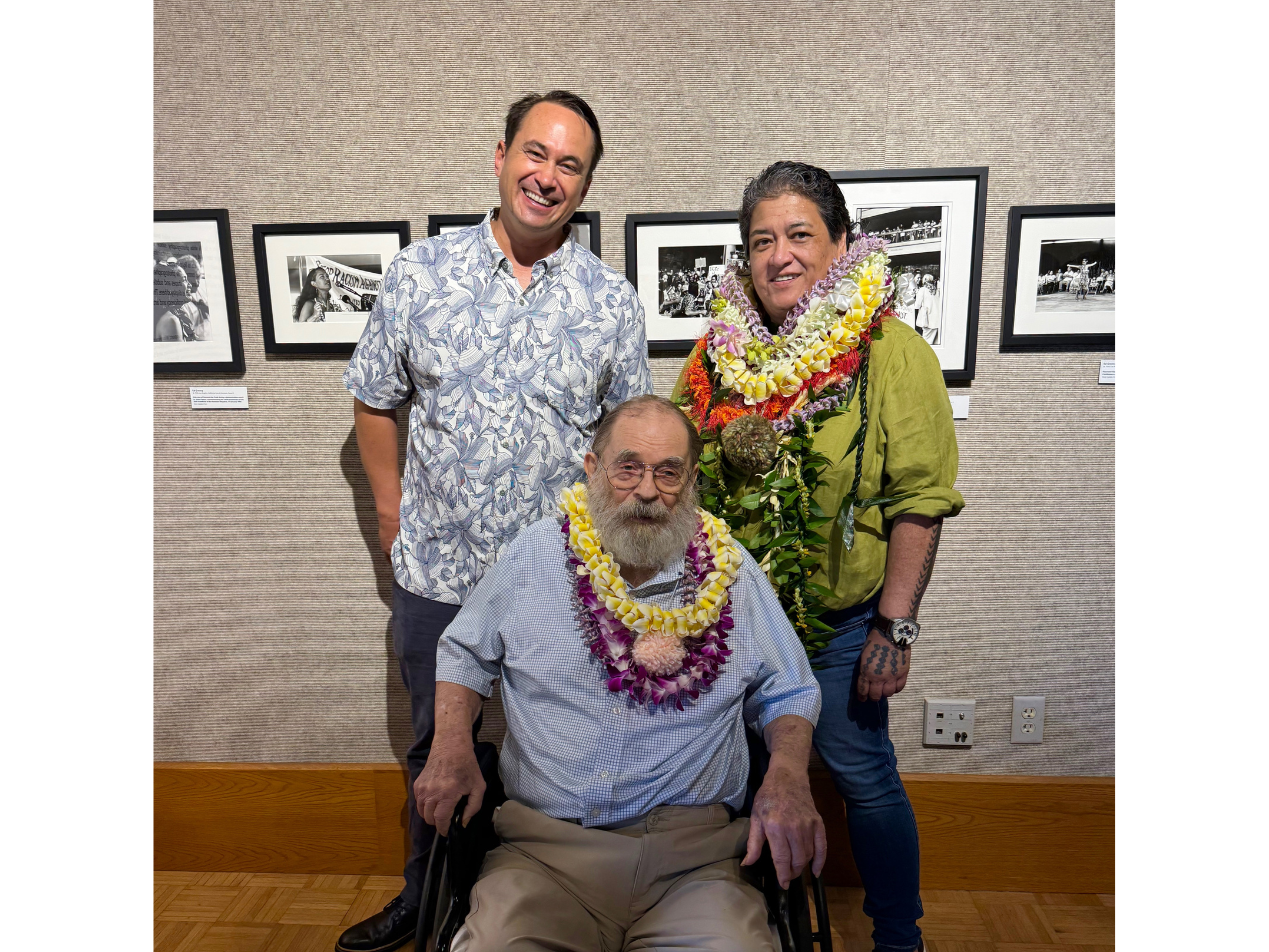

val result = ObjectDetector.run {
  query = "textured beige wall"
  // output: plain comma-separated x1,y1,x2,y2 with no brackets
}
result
155,0,1114,775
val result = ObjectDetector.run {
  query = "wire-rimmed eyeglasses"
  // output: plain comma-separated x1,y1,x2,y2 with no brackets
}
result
602,459,689,493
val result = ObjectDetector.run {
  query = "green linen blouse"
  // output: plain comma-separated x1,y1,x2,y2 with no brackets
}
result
673,317,965,611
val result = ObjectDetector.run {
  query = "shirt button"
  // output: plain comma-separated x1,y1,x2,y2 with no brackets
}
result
518,295,526,305
600,770,610,779
611,706,620,714
590,808,601,817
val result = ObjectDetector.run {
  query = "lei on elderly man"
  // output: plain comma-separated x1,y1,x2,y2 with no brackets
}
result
671,161,964,952
416,394,826,952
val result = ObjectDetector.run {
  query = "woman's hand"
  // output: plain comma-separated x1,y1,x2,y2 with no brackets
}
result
855,627,910,701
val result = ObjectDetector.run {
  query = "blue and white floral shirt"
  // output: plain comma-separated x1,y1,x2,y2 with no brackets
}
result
344,212,653,604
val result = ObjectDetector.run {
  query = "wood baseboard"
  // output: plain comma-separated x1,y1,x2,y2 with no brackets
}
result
155,763,1112,893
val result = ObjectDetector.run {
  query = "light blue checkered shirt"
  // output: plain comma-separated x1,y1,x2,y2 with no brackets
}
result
344,212,653,604
436,515,822,827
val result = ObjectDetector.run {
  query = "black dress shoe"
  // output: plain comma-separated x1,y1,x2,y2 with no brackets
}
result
335,895,419,952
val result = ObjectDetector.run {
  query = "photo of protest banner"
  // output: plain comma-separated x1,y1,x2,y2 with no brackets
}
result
253,221,410,356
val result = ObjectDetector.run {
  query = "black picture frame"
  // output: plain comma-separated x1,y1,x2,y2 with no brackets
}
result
253,220,411,357
831,167,989,382
154,208,246,375
427,211,602,257
624,210,743,355
1000,203,1115,351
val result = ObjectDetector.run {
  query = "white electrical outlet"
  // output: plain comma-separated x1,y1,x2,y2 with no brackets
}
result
1011,695,1045,744
923,698,975,747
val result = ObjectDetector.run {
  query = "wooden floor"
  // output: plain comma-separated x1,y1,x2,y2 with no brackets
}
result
155,872,1114,952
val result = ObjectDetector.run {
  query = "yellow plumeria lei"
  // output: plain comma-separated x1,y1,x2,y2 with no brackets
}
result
705,249,890,405
561,483,742,639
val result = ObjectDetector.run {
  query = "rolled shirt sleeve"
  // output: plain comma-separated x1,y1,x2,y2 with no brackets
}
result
737,554,822,734
343,252,414,410
876,330,966,522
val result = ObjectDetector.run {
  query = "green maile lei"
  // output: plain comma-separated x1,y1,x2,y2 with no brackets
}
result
677,241,915,656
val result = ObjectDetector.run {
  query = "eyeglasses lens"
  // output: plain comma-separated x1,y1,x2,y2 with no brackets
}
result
607,462,684,491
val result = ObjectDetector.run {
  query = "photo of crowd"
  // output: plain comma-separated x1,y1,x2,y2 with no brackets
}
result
849,207,948,344
889,254,943,345
286,254,384,322
855,205,944,247
154,242,212,343
657,244,744,319
1035,239,1115,312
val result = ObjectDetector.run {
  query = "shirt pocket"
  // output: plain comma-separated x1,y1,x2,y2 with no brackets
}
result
404,324,465,432
531,352,601,430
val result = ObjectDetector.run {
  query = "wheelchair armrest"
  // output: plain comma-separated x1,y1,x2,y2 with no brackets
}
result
444,741,505,903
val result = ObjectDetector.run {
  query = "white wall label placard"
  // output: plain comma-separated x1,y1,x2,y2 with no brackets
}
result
1098,360,1115,385
190,387,249,409
949,394,970,419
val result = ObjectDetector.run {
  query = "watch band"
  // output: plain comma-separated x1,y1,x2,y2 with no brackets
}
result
873,613,920,646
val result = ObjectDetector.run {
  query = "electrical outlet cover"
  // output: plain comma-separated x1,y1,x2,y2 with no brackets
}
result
1011,695,1046,744
922,698,975,747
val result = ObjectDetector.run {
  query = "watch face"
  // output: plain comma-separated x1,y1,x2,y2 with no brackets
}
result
891,618,920,645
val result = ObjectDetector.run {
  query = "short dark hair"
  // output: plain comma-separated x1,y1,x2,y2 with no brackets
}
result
503,90,604,177
739,161,852,252
592,395,704,469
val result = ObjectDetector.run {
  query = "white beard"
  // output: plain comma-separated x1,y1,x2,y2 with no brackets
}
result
587,477,700,578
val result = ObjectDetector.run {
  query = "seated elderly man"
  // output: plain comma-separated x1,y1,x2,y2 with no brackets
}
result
416,394,826,952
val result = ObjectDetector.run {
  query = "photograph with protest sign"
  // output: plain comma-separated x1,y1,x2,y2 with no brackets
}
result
252,221,410,356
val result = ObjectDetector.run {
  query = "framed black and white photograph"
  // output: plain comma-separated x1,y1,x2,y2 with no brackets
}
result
624,211,743,353
834,168,989,381
427,211,601,257
253,221,411,356
154,209,245,374
1000,204,1115,350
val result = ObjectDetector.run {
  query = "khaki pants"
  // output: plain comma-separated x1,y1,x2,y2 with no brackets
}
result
451,799,777,952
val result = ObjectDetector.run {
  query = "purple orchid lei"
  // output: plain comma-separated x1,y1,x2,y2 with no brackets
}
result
718,268,773,344
779,234,891,335
562,516,734,711
772,393,845,433
718,233,893,341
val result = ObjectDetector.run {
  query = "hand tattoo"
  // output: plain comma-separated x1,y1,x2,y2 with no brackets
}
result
866,640,905,676
865,643,883,674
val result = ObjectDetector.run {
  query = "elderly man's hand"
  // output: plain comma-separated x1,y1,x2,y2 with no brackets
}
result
413,738,485,837
741,764,828,889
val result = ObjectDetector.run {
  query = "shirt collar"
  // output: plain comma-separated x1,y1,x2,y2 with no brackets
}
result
625,552,690,601
480,208,576,277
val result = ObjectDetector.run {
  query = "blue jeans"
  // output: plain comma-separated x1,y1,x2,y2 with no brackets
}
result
812,602,923,952
392,582,480,908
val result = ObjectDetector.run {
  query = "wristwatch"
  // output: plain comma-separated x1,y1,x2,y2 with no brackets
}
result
873,614,920,648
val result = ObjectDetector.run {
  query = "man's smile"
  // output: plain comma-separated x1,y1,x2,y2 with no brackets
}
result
523,187,559,208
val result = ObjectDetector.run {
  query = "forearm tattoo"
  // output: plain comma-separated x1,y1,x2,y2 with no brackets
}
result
907,518,943,617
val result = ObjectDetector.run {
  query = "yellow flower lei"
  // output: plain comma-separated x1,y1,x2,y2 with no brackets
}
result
560,483,742,639
707,251,890,404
